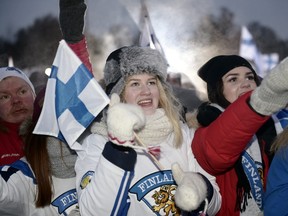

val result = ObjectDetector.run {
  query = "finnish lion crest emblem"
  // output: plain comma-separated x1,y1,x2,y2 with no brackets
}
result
151,185,180,215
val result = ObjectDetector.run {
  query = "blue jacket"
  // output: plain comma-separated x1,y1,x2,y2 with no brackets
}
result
264,145,288,216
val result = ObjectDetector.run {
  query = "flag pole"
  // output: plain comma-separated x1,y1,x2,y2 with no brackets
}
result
134,132,165,171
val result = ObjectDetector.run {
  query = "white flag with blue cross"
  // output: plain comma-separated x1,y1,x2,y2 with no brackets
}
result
239,26,265,77
33,40,110,150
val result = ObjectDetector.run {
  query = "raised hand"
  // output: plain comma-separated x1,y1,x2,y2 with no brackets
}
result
107,93,146,147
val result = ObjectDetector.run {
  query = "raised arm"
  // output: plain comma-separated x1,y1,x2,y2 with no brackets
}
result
193,56,288,175
59,0,93,73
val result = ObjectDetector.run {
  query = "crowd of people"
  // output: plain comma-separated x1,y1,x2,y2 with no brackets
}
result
1,0,288,215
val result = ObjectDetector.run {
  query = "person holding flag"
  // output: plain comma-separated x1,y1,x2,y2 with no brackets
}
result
29,1,220,215
0,0,95,215
0,87,80,215
59,0,92,73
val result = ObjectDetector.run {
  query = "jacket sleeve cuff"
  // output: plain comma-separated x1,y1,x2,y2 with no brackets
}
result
102,141,136,171
67,36,93,73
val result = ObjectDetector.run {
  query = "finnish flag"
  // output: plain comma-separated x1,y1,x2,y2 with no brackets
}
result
239,26,265,77
239,26,259,60
261,53,279,76
33,40,110,150
138,0,167,61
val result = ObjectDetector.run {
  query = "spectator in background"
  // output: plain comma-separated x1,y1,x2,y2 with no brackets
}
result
0,87,79,215
264,127,288,215
0,67,35,165
0,0,89,168
0,0,89,214
191,55,288,216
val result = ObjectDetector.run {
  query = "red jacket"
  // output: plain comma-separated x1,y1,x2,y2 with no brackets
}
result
192,92,269,216
67,36,93,74
0,121,24,166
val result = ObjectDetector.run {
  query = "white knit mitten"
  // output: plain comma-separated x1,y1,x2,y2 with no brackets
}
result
250,56,288,116
107,93,146,147
172,163,207,212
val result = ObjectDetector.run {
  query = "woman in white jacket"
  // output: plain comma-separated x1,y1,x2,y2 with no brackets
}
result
75,45,221,216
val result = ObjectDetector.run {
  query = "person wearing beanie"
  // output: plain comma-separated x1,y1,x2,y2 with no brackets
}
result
0,0,92,214
0,66,36,166
189,54,288,216
74,44,221,216
0,0,90,167
0,86,80,215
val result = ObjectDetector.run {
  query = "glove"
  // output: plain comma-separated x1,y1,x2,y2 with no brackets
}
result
172,163,207,212
250,56,288,116
59,0,86,43
107,93,146,147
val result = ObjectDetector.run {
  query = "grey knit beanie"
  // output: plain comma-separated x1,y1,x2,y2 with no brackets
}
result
104,46,168,96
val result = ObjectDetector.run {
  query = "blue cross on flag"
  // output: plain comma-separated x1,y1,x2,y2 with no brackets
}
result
239,26,265,76
33,40,110,150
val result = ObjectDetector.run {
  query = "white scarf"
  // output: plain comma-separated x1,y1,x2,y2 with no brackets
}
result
90,108,173,147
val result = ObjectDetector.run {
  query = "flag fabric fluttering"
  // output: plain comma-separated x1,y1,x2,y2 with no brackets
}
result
138,0,167,60
239,26,265,77
261,53,279,75
239,26,279,78
33,40,110,150
239,26,259,60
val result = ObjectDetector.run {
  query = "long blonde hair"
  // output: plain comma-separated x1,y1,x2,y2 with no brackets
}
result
157,79,184,148
270,127,288,153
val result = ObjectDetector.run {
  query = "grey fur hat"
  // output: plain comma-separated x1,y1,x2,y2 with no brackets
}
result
104,46,168,96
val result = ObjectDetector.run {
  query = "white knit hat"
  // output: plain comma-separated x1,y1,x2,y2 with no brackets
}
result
0,67,36,96
104,46,168,96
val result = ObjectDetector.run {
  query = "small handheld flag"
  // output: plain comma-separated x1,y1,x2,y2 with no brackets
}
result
138,0,167,61
33,40,110,150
